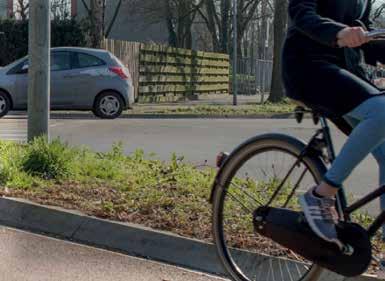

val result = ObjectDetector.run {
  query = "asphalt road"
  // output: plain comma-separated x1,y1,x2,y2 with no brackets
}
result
0,226,227,281
0,114,381,214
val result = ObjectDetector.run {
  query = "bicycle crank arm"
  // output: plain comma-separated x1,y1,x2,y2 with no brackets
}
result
341,244,354,256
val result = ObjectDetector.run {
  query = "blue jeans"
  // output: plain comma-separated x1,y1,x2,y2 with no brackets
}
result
323,95,385,237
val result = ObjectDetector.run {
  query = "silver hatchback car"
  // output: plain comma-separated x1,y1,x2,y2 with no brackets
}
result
0,47,134,119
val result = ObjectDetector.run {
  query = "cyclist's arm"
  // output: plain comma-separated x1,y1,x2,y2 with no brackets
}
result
289,0,348,47
360,0,385,65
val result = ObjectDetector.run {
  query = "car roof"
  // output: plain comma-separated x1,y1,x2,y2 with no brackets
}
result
3,47,117,70
52,47,110,56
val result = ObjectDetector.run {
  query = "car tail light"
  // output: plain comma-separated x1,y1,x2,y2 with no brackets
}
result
109,67,129,80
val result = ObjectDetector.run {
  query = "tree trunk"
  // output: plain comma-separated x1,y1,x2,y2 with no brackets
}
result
90,0,104,48
184,23,193,49
268,0,287,103
237,39,243,58
166,16,177,46
205,0,221,52
258,0,268,59
220,0,230,53
184,1,194,49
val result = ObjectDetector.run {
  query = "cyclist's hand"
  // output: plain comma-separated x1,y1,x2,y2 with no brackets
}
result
337,27,370,48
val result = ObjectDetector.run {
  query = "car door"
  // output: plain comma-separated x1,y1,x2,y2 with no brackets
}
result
11,59,29,109
50,51,73,108
69,52,107,108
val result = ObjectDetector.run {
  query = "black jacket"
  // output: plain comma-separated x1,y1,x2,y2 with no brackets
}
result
285,0,385,79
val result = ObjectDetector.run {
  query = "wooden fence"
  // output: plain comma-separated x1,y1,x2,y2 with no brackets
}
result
102,39,230,101
102,39,141,99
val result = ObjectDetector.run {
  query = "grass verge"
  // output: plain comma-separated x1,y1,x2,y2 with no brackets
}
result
131,101,296,116
0,138,215,241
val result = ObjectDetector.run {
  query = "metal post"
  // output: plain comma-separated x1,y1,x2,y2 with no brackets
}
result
28,0,51,142
0,32,5,66
232,0,238,106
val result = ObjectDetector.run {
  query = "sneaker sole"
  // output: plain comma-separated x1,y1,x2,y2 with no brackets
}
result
299,195,344,250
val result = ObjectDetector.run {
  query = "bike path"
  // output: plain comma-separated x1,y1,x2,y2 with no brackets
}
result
0,226,228,281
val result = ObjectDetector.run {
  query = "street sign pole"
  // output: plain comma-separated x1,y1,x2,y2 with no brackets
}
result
28,0,51,142
232,0,238,106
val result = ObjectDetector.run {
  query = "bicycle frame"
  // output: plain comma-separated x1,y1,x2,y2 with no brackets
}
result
344,186,385,237
299,113,385,239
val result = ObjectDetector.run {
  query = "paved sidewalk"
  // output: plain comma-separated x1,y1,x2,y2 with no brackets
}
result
0,226,227,281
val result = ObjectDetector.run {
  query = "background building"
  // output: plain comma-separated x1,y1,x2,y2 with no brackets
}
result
0,0,14,19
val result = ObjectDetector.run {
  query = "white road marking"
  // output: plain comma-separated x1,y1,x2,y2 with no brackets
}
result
0,117,61,141
0,118,27,142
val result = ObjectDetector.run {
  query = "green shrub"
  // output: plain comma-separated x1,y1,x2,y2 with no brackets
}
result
22,138,77,180
0,19,86,66
0,141,24,185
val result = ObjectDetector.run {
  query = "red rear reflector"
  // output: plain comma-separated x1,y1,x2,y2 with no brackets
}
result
109,67,129,80
216,152,229,168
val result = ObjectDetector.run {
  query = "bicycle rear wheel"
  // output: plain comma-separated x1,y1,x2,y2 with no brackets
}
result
212,133,327,281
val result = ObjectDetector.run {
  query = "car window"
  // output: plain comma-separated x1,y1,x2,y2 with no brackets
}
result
51,52,71,71
8,59,29,75
7,52,71,75
74,53,105,69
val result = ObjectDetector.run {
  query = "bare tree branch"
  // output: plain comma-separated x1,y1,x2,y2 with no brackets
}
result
80,0,91,15
105,0,123,37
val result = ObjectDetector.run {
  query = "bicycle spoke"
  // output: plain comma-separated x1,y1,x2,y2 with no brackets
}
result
255,267,262,281
294,261,303,279
282,167,308,208
227,190,254,213
266,260,272,281
278,258,284,281
253,259,263,281
230,181,265,206
270,258,277,281
266,158,303,206
272,163,278,179
259,167,268,178
285,260,295,281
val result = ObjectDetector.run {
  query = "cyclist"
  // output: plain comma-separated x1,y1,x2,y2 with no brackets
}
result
282,0,385,248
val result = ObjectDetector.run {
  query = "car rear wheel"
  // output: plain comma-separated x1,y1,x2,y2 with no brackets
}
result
0,92,11,118
93,92,124,119
92,108,100,118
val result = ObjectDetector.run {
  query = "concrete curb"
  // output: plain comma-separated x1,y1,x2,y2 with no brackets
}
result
7,111,299,120
0,197,379,281
115,113,296,120
0,197,226,275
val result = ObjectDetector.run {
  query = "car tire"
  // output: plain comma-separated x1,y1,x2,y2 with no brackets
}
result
0,91,11,118
92,108,100,118
93,92,124,119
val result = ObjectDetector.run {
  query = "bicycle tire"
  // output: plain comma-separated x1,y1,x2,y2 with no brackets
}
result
212,133,328,281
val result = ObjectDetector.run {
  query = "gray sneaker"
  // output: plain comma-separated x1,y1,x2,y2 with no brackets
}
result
299,188,344,250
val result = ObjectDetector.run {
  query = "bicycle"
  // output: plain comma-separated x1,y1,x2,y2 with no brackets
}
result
210,29,385,281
